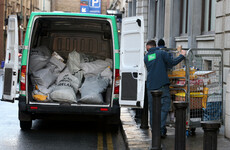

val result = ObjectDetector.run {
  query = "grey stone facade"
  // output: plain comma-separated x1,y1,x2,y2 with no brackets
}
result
122,0,230,139
216,0,230,139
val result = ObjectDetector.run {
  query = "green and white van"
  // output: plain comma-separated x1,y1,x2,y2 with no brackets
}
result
2,12,145,130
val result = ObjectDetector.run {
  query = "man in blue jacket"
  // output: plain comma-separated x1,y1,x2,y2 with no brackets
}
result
158,39,166,49
144,40,186,138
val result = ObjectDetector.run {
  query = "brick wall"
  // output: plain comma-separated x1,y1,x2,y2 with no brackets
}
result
52,0,107,14
52,0,81,12
0,0,41,62
101,0,107,14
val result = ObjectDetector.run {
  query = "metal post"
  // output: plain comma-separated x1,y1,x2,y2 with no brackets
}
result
150,90,162,150
201,121,221,150
140,86,149,129
173,101,188,150
135,108,141,119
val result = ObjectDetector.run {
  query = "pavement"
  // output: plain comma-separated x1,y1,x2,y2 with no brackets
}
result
120,108,230,150
0,69,3,75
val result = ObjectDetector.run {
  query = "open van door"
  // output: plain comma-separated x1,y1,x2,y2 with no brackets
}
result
119,16,145,108
2,15,19,102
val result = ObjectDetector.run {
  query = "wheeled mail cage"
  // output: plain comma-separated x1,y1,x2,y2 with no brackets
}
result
185,48,223,133
168,48,223,135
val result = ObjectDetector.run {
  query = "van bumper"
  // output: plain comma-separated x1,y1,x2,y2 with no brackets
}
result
18,96,120,116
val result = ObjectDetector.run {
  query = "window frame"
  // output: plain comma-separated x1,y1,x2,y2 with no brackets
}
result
180,0,189,36
201,0,216,35
153,0,158,38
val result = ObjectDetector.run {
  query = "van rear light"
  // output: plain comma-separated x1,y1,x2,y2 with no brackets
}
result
114,86,119,94
8,53,11,61
100,108,108,111
114,69,120,94
20,65,26,91
30,106,38,110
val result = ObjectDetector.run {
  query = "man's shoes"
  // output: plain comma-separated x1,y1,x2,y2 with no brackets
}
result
161,126,167,139
161,133,167,139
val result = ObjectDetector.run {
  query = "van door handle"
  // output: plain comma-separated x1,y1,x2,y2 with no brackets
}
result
136,19,141,27
132,72,138,79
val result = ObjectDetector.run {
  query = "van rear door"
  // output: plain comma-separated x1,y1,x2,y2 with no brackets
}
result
1,15,19,102
119,16,145,108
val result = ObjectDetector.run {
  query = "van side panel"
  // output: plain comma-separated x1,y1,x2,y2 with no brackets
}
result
21,50,28,66
21,16,32,65
110,16,119,50
110,16,120,69
115,53,120,69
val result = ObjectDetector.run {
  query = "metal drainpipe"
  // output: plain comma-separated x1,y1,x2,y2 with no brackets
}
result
3,0,7,58
20,0,23,46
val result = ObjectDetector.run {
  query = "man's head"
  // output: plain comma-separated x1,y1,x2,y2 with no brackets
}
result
146,40,156,51
158,39,165,47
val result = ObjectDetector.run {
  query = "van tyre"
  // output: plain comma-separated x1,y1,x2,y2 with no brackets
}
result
20,120,32,130
107,114,120,132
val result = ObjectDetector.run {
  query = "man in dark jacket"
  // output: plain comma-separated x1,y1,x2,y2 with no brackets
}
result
158,39,166,49
144,40,186,138
158,39,173,63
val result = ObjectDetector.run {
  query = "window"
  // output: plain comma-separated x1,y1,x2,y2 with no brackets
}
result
147,0,158,40
180,0,189,35
132,0,136,16
204,60,212,70
147,0,165,40
154,0,158,38
202,0,216,34
128,1,133,17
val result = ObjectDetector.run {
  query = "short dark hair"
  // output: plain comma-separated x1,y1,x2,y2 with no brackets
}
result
146,40,156,47
158,39,165,46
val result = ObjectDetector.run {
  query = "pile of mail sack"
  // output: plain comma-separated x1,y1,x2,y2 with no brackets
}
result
29,46,112,104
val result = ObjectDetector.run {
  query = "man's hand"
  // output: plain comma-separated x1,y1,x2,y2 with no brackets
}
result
177,45,186,56
180,50,186,56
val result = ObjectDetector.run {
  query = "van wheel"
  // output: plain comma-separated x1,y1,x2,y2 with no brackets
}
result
107,114,121,132
109,124,120,132
20,120,32,130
